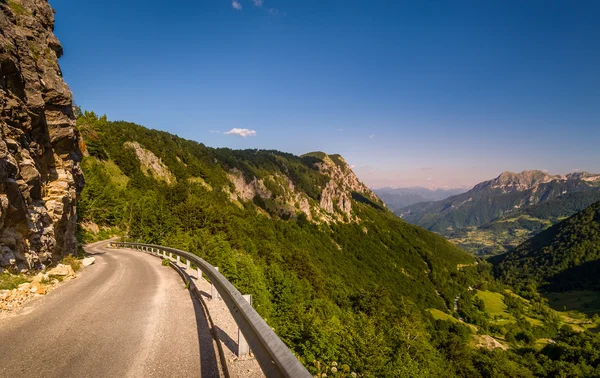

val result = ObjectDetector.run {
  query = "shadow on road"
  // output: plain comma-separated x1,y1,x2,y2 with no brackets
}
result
189,290,221,377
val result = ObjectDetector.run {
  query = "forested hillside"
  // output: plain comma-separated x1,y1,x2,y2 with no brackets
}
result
77,112,600,377
493,201,600,293
77,112,483,376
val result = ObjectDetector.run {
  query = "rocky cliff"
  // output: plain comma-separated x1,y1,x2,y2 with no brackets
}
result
0,0,83,271
224,151,384,223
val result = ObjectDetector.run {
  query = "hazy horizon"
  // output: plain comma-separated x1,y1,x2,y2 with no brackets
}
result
49,0,600,188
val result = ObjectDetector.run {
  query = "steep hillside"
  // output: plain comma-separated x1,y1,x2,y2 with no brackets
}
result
493,201,600,293
0,0,83,272
76,112,492,376
78,114,600,377
374,187,467,212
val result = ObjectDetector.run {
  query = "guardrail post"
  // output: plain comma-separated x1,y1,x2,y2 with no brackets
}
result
197,268,202,281
211,267,221,300
186,259,190,270
238,294,252,358
176,255,181,264
169,252,173,261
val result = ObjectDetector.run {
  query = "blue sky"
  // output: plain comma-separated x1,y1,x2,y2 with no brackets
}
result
49,0,600,188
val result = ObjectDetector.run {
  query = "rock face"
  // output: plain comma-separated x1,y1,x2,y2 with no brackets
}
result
0,0,83,270
124,141,175,184
225,152,384,223
313,154,383,222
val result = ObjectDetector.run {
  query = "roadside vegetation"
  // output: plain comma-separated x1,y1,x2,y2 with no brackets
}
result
0,273,29,291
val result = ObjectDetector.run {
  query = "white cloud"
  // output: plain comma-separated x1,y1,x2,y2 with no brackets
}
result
225,128,257,137
336,128,343,132
209,130,221,134
232,1,242,10
253,0,264,6
369,134,376,139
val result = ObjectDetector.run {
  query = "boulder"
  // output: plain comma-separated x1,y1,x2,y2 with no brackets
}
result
47,264,75,277
81,257,95,267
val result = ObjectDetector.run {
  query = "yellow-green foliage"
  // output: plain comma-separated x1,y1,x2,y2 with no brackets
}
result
7,0,28,16
475,290,512,321
61,255,82,272
100,160,130,188
428,308,459,323
0,273,29,290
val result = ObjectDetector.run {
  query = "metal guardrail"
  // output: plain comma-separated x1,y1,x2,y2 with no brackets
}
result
110,242,312,378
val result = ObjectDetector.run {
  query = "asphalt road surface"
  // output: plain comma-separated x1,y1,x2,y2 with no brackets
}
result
0,240,221,378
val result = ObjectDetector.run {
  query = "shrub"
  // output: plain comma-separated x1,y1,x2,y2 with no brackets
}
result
61,255,82,272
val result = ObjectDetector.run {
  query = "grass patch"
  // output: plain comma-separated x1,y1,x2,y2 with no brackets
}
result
0,273,29,290
525,316,544,327
61,255,82,272
475,290,511,319
7,0,28,16
545,290,600,316
78,225,124,244
162,259,171,267
100,160,130,188
428,308,460,323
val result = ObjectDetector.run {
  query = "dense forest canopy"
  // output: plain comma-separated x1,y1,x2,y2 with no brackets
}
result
493,201,600,293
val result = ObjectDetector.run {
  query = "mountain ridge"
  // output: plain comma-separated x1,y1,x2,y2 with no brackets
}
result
374,187,467,211
397,170,600,256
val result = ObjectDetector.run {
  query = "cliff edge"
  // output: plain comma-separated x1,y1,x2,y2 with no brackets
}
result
0,0,83,271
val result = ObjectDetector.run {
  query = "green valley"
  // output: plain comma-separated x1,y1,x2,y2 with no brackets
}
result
395,171,600,257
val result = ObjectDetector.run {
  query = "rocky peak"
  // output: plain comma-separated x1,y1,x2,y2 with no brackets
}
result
0,0,83,271
224,151,385,224
474,170,559,193
565,172,600,182
305,152,384,222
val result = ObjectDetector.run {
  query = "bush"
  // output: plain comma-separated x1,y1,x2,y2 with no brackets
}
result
0,273,29,290
61,255,82,272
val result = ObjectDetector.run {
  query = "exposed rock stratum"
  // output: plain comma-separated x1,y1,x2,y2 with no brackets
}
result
0,0,83,271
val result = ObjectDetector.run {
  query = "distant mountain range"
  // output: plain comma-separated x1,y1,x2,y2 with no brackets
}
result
396,170,600,256
373,187,468,211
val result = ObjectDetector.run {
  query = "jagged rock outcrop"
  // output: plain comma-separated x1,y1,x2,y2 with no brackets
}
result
227,168,271,201
225,152,384,223
0,0,83,271
312,153,383,222
124,141,175,184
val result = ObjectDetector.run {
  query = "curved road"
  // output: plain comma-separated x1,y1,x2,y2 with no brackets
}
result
0,240,221,378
